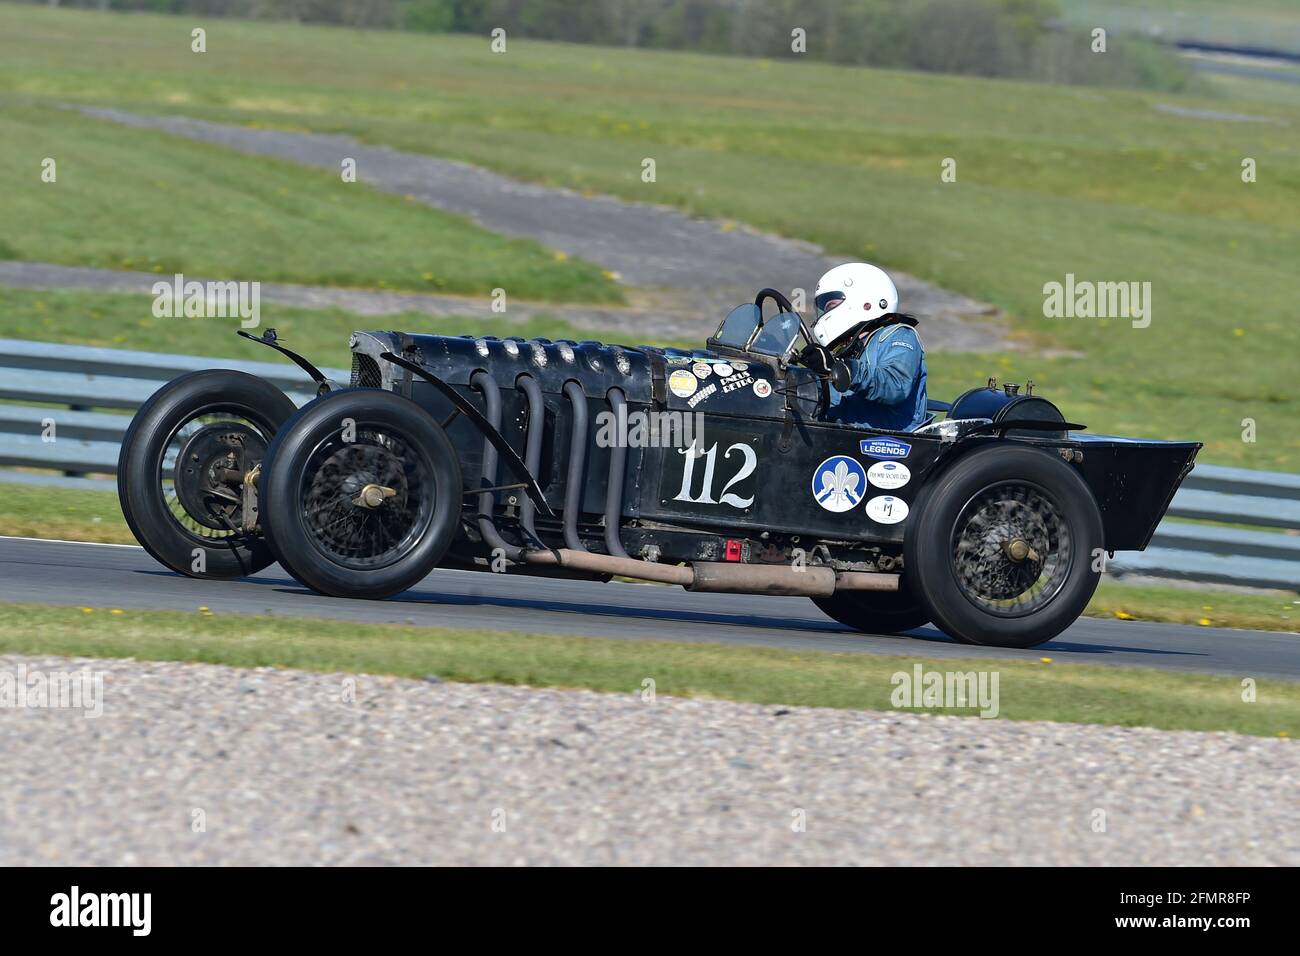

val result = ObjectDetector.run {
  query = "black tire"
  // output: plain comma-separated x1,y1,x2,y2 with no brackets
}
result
117,370,297,578
259,389,463,599
812,582,930,634
905,445,1103,648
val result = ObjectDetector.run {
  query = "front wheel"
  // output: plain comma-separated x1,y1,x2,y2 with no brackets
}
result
905,445,1103,648
259,389,463,599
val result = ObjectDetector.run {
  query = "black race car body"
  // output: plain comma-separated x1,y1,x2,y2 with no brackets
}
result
117,290,1200,648
348,329,1193,561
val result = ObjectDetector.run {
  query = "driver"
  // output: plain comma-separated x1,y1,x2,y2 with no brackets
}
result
801,262,928,432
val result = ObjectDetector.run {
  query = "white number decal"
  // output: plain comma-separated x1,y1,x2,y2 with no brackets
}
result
718,443,756,508
673,440,756,509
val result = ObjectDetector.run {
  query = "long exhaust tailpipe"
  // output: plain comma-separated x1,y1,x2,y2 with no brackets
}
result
522,548,898,596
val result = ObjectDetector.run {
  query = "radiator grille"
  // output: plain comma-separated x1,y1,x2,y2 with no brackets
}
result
350,353,382,388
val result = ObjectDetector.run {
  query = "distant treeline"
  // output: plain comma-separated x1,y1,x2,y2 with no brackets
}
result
32,0,1200,91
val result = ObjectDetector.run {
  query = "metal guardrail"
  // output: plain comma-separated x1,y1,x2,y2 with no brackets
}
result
0,339,1295,591
0,338,341,486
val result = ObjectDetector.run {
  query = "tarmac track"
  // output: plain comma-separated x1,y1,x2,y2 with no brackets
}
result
1,537,1296,680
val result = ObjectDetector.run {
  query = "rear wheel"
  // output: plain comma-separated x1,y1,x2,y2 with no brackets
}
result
260,389,463,599
812,584,929,634
117,370,296,578
906,445,1102,648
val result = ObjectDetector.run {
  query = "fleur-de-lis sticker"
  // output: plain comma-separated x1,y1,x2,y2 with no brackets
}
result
813,456,865,512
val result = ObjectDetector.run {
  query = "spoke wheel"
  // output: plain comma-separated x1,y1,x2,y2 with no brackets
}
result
259,389,463,600
950,481,1071,617
301,431,433,570
905,445,1102,648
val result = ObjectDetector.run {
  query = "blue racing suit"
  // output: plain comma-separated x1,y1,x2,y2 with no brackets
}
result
824,323,928,432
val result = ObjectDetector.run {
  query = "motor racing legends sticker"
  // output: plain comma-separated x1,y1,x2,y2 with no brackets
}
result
731,361,748,373
693,362,712,379
668,369,697,398
713,362,734,377
867,460,910,489
752,379,772,399
860,438,911,460
866,495,909,524
812,455,866,512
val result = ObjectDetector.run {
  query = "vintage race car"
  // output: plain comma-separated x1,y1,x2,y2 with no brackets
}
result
117,288,1200,648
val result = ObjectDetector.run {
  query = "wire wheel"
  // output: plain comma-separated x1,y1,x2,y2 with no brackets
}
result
162,413,268,539
300,429,435,570
949,480,1071,617
117,370,297,578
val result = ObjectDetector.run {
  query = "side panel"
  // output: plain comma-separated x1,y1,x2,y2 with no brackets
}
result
637,413,945,544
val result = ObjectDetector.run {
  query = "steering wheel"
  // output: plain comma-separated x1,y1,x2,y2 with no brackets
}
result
754,287,821,367
754,287,794,315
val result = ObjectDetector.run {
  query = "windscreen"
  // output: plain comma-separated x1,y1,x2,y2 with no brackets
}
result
750,311,803,356
714,303,761,348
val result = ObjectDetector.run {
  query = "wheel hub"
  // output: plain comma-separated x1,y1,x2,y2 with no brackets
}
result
174,423,266,530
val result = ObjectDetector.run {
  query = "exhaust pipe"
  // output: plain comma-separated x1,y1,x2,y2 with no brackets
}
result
516,373,546,543
834,571,901,592
524,547,693,586
470,370,522,562
689,562,836,597
603,387,631,558
522,549,899,596
561,381,590,552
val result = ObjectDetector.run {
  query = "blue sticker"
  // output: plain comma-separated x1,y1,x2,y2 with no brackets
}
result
812,455,866,513
860,438,911,460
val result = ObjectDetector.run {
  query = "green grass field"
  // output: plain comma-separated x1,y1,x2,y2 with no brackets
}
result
0,285,613,370
0,101,620,304
1,6,1297,470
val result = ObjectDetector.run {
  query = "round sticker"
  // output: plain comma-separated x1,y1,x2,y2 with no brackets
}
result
731,361,748,373
713,362,734,378
752,379,772,399
865,495,909,524
812,455,866,513
867,460,910,490
692,363,712,380
669,369,697,398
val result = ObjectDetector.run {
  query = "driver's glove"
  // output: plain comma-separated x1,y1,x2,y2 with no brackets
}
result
800,343,834,375
800,344,853,391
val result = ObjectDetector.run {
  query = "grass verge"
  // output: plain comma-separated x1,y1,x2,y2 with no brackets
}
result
0,601,1295,737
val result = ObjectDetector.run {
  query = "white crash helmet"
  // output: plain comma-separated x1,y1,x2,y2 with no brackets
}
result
811,262,899,347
